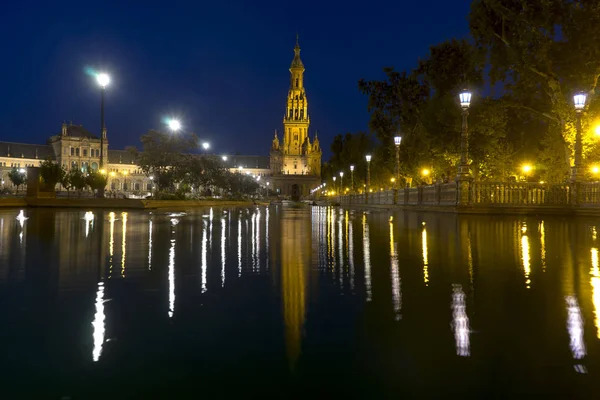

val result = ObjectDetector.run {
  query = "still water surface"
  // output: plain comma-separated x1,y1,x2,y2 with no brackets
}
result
1,206,599,398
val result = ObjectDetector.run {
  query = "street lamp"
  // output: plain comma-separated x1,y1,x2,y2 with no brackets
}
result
222,155,228,161
333,176,337,194
339,171,344,195
350,165,355,193
96,72,109,198
572,92,587,182
168,119,181,132
394,135,402,188
457,89,472,180
202,142,210,151
366,154,372,203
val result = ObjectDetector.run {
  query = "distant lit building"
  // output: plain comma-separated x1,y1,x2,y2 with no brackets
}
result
0,122,269,194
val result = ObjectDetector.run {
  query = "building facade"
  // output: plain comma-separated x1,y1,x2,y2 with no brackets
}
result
0,123,271,195
269,37,322,198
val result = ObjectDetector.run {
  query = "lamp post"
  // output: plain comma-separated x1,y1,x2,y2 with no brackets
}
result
96,73,109,198
339,171,344,195
96,73,109,169
333,176,337,195
572,92,587,183
350,165,355,193
366,154,372,204
202,142,210,153
394,135,401,188
457,89,472,180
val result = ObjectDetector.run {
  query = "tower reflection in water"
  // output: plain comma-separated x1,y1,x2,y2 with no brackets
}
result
280,208,310,371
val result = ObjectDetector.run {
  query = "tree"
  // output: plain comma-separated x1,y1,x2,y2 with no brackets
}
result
39,157,65,191
469,0,600,173
8,168,26,193
68,169,87,197
86,171,108,195
129,130,199,193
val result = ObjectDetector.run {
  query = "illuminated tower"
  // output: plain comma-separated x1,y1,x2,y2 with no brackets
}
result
283,34,310,157
269,36,322,197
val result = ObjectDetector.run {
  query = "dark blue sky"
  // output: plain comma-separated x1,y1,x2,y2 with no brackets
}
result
0,0,471,158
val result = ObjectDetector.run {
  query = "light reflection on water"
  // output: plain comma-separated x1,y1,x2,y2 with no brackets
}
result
1,208,600,395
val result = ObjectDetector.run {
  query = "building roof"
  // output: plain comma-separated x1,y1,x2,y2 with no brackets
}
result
0,141,55,160
223,155,270,169
108,149,137,164
63,124,99,139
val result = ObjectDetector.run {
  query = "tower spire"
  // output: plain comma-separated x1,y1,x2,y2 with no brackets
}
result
296,33,299,48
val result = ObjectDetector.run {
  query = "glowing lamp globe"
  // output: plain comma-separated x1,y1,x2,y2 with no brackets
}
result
96,73,110,88
202,142,210,150
394,136,402,146
459,90,471,109
350,165,355,172
574,93,587,111
168,119,181,132
339,171,344,178
366,155,372,163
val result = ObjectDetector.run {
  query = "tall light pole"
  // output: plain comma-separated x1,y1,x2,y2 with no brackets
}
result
333,176,337,194
394,135,402,188
457,89,472,180
339,171,344,195
350,165,355,193
572,92,587,183
366,154,372,204
96,73,110,169
202,142,210,154
96,73,110,198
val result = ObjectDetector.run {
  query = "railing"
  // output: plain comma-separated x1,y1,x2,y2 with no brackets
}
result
470,182,570,206
335,181,600,208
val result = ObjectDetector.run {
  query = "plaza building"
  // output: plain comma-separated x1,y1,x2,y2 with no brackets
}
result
269,37,322,198
0,122,271,195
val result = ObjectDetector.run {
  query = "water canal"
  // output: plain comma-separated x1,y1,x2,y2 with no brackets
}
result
0,206,598,398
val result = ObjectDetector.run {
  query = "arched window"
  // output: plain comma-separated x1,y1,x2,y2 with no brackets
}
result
295,78,299,87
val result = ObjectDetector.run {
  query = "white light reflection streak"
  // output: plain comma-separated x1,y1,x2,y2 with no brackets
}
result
221,218,226,287
256,209,261,271
422,224,429,285
168,218,177,318
451,284,470,357
362,214,372,302
148,218,153,270
17,210,27,245
251,212,257,272
390,221,401,320
121,212,128,278
566,295,587,373
84,211,94,238
201,220,207,293
238,217,242,277
591,248,600,338
520,223,531,288
92,282,105,362
266,207,269,270
108,212,115,279
209,207,213,244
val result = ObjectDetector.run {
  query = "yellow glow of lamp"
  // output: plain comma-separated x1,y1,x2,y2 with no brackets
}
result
595,125,600,137
422,168,430,176
391,177,396,183
522,164,533,174
110,172,116,177
592,166,600,175
99,169,106,175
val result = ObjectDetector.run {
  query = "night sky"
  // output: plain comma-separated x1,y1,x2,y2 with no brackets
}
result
1,0,471,158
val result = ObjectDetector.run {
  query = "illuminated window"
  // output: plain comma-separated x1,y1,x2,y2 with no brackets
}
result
83,149,87,157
